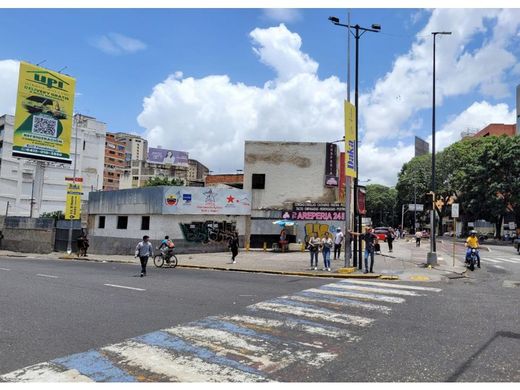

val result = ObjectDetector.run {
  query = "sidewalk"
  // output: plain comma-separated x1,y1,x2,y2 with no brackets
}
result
0,237,467,282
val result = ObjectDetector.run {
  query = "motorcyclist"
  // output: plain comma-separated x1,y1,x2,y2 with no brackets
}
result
465,230,480,268
159,235,175,261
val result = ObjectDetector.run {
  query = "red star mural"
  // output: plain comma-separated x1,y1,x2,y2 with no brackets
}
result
226,195,235,203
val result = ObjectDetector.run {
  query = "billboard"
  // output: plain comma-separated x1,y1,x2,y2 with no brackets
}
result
12,62,76,164
147,147,189,166
415,136,429,157
163,187,250,215
344,100,357,178
324,143,338,187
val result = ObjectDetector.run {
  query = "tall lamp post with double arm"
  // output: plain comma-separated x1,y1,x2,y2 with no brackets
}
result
328,16,380,268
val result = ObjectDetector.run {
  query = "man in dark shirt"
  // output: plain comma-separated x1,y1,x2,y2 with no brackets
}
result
349,227,379,274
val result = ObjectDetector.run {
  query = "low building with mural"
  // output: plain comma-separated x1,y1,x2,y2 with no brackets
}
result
243,141,343,248
87,186,251,255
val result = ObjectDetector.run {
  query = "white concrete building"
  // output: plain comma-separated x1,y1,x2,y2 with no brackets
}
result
243,141,342,248
0,113,106,217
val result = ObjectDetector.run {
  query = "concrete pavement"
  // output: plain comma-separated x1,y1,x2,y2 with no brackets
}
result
0,237,467,282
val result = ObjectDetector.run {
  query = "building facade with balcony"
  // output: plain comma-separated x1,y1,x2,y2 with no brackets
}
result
103,133,126,191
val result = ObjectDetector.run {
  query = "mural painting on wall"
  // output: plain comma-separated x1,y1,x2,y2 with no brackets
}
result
304,222,342,244
179,220,237,244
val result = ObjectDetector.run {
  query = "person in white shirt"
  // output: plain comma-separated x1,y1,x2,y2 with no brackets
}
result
333,228,344,260
321,232,333,271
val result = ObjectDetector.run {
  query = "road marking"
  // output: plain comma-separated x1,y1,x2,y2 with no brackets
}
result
0,362,93,382
494,257,518,264
490,264,506,269
338,280,442,292
0,267,11,271
288,292,392,314
104,284,146,291
103,340,266,382
36,274,58,279
308,287,406,303
328,283,424,296
482,258,501,263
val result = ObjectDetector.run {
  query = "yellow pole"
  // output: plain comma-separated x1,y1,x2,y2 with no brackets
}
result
301,242,305,252
263,242,267,252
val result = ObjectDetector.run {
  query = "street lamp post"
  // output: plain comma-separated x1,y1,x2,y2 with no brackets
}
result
329,17,380,269
427,31,451,266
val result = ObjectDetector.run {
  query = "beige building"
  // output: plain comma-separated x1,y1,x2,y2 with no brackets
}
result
188,159,210,185
113,132,148,166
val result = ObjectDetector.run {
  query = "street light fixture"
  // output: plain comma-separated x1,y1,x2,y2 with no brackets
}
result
427,31,451,266
329,16,381,269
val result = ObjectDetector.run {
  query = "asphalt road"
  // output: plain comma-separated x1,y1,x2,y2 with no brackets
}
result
1,256,519,382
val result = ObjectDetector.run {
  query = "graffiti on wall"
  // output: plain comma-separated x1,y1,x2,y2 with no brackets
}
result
304,222,341,244
179,220,236,244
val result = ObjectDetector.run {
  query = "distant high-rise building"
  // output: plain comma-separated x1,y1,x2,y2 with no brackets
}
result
414,136,429,157
103,133,126,191
113,132,148,165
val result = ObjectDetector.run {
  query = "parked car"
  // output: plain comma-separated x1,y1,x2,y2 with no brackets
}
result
421,230,430,239
373,227,391,242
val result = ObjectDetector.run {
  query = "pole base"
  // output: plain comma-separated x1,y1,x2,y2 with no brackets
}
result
426,252,438,266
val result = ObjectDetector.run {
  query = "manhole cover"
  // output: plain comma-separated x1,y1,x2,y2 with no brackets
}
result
410,275,430,281
502,280,520,288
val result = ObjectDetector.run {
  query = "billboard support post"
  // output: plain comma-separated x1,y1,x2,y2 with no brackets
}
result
66,115,81,255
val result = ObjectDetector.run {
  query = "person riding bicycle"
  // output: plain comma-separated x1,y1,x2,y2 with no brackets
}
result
465,230,480,268
159,235,175,261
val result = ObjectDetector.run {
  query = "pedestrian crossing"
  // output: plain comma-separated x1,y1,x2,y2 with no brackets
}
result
0,280,442,382
481,255,520,266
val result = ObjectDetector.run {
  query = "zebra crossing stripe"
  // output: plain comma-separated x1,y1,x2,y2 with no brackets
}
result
308,287,406,303
327,283,424,297
286,292,392,314
165,325,336,372
135,331,265,378
337,280,442,292
102,340,265,382
249,299,374,326
494,257,520,264
221,314,360,341
0,362,93,382
52,350,136,382
481,258,501,263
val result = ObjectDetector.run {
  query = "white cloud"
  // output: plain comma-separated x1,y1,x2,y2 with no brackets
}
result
90,33,147,55
138,12,520,186
262,9,302,23
0,59,19,116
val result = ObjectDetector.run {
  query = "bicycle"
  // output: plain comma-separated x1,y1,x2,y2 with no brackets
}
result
153,248,178,268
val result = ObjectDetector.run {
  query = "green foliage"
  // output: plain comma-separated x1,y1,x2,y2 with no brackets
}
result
365,184,397,227
40,210,65,220
143,176,185,187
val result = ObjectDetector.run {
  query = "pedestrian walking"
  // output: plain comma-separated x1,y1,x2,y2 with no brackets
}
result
135,235,154,277
415,231,422,247
333,228,344,260
386,229,395,252
279,228,288,252
349,227,379,274
321,232,333,271
228,230,239,263
307,232,321,270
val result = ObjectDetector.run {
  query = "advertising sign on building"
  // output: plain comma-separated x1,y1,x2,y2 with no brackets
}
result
147,147,189,166
324,143,338,187
338,152,346,202
65,182,83,220
344,100,357,178
12,62,76,164
288,202,345,221
357,186,367,215
163,187,251,215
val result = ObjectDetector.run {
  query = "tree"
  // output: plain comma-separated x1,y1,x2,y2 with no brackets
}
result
365,184,397,227
143,176,185,187
40,210,65,220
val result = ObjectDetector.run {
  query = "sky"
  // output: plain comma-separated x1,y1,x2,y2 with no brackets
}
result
1,4,519,186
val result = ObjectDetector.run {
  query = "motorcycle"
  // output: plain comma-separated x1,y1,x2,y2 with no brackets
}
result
465,248,479,271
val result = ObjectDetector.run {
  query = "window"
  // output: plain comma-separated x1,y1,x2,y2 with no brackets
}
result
252,173,265,189
141,216,150,230
117,216,128,229
98,216,105,229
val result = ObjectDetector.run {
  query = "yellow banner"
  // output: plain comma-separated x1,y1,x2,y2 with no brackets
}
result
344,100,357,178
13,61,76,164
65,182,82,220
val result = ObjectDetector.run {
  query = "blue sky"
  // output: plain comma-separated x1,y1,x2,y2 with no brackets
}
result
1,7,519,185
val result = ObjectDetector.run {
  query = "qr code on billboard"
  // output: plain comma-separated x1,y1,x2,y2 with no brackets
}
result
32,115,58,137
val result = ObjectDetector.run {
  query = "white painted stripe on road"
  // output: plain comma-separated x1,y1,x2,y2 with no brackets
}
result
102,340,264,382
0,362,93,382
36,274,58,279
166,325,336,371
222,314,359,341
104,284,146,291
493,257,519,264
481,258,501,263
0,267,11,271
489,264,506,270
337,280,442,292
306,287,406,304
250,301,374,327
328,283,423,296
284,294,392,314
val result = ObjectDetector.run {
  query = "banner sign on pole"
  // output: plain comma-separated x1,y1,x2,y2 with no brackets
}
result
357,186,366,215
65,182,82,220
344,100,356,178
13,61,76,164
451,203,459,218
